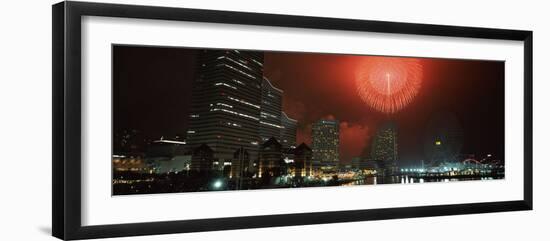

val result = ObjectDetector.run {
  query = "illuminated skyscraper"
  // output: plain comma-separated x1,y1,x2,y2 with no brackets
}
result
370,122,398,169
280,112,297,149
186,49,264,171
312,119,340,170
259,77,283,143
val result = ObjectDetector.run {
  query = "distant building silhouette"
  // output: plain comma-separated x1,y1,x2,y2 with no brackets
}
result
424,112,463,166
258,137,285,178
190,144,215,172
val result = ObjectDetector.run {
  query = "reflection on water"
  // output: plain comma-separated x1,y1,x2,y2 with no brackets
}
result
349,175,500,186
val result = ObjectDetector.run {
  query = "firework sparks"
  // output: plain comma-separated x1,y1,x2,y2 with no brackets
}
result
355,57,423,114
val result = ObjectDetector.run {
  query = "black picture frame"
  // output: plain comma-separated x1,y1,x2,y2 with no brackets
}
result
52,1,533,240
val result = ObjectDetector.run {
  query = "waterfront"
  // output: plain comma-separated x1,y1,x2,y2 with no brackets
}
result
113,169,504,195
347,175,503,186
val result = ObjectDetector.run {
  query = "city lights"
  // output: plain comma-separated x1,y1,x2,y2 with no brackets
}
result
212,180,224,189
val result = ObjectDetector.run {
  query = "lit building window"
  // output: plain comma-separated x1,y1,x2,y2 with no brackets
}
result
216,63,256,79
260,121,283,129
216,102,233,108
260,112,277,118
226,122,242,127
214,82,237,90
227,96,261,109
210,108,259,121
251,58,263,66
217,56,253,71
232,79,245,86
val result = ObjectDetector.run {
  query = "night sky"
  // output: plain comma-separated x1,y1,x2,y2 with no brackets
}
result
113,45,504,166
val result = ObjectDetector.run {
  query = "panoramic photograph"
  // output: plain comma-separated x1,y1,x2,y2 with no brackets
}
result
111,45,505,195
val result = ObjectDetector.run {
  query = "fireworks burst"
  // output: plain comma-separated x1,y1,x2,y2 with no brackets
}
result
355,57,423,114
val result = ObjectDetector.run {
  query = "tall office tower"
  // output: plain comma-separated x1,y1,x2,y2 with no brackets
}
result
280,112,298,149
370,121,398,169
259,77,283,143
312,119,340,170
186,49,264,172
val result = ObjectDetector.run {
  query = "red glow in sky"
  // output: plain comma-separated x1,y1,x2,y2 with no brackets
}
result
264,53,389,163
263,53,502,165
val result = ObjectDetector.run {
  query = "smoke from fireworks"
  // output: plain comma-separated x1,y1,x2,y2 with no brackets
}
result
355,57,423,114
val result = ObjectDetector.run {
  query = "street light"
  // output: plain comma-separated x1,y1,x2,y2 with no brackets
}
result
212,179,224,190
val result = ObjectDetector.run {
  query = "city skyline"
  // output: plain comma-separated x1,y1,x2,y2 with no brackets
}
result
113,46,504,167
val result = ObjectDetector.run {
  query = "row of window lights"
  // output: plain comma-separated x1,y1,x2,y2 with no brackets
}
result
202,49,261,67
232,79,245,86
229,50,262,67
227,96,261,109
251,58,263,67
193,105,283,121
210,108,259,121
216,63,256,80
210,102,233,108
212,161,232,166
217,56,253,71
260,111,278,119
226,121,242,127
208,135,260,146
260,121,284,129
214,82,237,90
